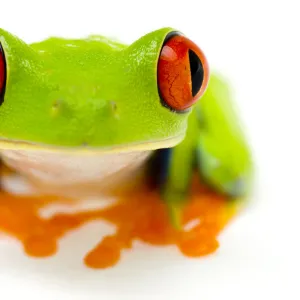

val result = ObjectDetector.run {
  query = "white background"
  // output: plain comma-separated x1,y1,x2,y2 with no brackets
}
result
0,0,299,299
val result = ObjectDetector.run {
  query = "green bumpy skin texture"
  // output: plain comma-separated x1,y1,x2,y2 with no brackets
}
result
0,28,188,148
0,28,253,228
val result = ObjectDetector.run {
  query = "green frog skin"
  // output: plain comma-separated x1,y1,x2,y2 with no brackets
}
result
0,28,252,223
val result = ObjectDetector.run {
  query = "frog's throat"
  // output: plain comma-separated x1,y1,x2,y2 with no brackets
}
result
0,134,184,155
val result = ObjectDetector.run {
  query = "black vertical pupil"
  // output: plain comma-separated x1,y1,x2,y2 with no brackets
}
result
0,43,6,106
189,49,204,97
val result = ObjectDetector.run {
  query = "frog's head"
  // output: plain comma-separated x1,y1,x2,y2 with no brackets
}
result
196,74,253,198
0,28,209,153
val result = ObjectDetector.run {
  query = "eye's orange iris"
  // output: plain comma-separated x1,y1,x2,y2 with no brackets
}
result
158,34,209,112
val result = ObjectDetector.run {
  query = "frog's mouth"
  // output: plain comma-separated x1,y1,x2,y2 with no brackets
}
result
0,134,184,155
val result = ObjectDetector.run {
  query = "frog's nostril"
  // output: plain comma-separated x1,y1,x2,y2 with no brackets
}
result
189,49,204,97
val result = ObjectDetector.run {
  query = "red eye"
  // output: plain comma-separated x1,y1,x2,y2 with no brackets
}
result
0,43,6,102
157,34,209,112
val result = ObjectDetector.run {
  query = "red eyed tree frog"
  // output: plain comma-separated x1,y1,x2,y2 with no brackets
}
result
0,27,253,227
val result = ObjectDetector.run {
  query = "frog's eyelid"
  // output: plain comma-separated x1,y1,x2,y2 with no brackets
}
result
0,42,7,105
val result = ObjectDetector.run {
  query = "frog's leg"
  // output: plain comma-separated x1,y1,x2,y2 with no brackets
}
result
154,73,252,228
195,73,253,199
149,108,199,229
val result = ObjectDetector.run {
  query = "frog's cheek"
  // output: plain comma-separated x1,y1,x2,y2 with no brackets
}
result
157,33,209,112
0,42,6,104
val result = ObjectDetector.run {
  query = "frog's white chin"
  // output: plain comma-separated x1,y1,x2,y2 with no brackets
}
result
1,148,152,197
0,134,184,197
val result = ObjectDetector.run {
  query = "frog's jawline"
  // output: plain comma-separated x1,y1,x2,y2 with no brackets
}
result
0,134,184,155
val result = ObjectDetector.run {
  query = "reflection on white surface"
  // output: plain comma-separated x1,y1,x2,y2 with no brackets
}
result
0,166,296,299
